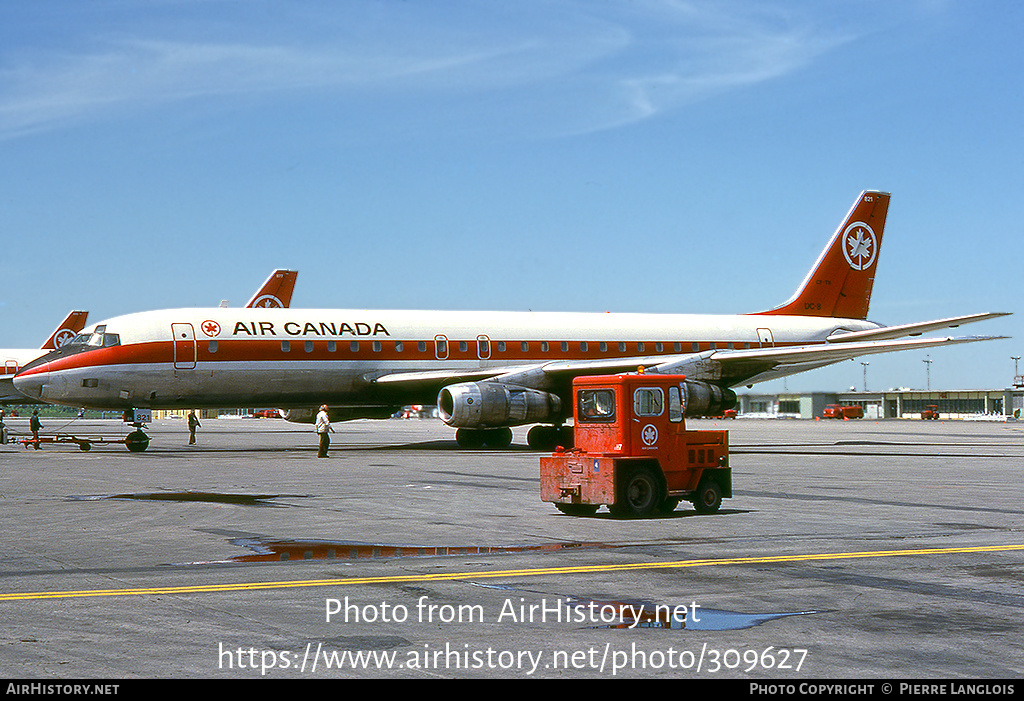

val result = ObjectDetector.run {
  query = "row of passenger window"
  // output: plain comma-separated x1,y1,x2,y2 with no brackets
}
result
204,339,754,355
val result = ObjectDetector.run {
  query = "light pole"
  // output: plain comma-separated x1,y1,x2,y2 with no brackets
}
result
923,355,932,391
861,361,869,392
1013,356,1021,388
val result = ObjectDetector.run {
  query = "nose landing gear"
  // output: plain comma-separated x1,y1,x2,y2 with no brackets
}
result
122,408,152,452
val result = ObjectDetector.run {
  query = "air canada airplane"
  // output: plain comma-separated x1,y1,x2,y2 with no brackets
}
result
13,192,1008,450
2,271,295,407
1,310,89,405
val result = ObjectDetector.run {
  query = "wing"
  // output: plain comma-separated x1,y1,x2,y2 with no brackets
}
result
370,334,1006,396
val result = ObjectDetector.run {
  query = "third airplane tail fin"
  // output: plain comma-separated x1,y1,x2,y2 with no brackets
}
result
246,269,298,309
756,190,890,320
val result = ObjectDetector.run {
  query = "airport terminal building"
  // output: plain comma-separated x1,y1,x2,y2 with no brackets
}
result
736,387,1024,420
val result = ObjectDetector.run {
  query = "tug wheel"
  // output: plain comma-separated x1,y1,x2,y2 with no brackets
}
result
658,497,681,515
554,503,599,517
610,464,663,518
692,480,722,514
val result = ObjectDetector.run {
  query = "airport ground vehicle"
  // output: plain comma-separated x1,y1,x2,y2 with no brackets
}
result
11,409,152,451
822,404,864,419
921,405,940,420
540,373,731,518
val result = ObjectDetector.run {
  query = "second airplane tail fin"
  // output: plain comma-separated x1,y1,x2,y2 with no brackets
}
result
41,310,89,350
756,190,890,320
246,269,298,309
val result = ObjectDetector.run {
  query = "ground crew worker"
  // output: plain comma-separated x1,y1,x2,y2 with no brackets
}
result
30,410,42,449
315,405,333,457
188,410,201,445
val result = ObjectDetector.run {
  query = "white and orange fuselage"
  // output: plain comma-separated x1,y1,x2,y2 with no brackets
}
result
12,307,881,411
11,192,1007,431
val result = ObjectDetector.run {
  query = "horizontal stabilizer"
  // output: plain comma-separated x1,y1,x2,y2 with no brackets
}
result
826,313,1011,343
708,334,1005,366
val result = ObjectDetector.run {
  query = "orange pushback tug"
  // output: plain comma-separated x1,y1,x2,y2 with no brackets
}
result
540,373,731,518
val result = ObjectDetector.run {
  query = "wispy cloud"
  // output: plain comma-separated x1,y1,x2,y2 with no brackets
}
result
558,2,855,134
0,1,852,140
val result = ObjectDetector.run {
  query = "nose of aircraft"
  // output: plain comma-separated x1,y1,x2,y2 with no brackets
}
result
13,362,49,401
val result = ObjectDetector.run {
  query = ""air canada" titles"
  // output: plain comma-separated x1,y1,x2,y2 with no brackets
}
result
232,321,390,337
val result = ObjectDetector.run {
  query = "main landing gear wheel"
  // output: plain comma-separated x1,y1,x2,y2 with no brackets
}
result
526,425,573,451
124,430,150,453
481,427,513,448
455,428,485,448
609,464,663,519
692,480,722,514
455,427,513,449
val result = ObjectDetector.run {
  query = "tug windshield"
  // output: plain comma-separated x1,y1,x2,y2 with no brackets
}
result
577,389,616,422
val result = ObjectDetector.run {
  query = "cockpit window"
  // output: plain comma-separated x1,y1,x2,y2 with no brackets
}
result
75,325,120,349
85,325,107,347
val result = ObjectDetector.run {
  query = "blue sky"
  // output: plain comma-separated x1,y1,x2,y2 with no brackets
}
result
1,0,1021,393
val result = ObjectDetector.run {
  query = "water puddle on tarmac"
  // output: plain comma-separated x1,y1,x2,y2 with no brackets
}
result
619,606,817,631
227,538,608,562
159,532,818,630
471,583,818,632
71,491,286,506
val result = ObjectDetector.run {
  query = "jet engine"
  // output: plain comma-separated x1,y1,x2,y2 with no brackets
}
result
437,381,562,428
681,380,737,417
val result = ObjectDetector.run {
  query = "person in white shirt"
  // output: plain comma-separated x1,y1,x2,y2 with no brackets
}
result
315,405,334,457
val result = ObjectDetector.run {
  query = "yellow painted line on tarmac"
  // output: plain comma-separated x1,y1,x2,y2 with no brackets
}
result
2,543,1022,602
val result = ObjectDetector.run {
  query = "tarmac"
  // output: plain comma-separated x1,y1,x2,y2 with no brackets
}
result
0,414,1022,680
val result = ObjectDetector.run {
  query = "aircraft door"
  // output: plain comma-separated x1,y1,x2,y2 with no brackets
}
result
756,328,775,348
172,323,197,370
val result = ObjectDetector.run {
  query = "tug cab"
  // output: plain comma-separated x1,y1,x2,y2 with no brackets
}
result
540,373,731,518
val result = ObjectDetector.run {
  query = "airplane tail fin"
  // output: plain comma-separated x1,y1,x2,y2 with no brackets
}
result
756,191,890,320
41,310,89,350
246,269,298,308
